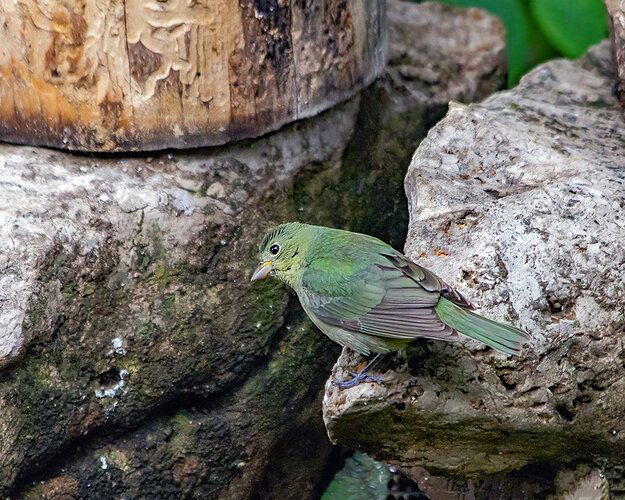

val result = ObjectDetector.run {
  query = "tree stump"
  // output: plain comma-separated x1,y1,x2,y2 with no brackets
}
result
0,0,387,152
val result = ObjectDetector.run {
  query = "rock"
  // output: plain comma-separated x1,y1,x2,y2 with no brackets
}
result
0,1,506,496
386,463,610,499
0,97,357,497
0,0,387,151
323,40,625,492
555,465,609,499
387,1,506,105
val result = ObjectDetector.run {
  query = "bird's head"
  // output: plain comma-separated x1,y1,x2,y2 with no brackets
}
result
251,222,309,287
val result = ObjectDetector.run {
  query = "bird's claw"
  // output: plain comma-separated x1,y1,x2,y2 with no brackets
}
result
332,371,383,389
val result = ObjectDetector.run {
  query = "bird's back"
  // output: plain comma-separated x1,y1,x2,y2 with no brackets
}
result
302,226,391,275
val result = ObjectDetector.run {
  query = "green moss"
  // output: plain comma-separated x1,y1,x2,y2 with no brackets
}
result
12,358,51,388
117,356,143,376
136,319,158,337
149,223,168,263
132,223,173,282
291,83,438,250
168,411,198,454
101,448,132,474
25,299,45,328
3,355,82,468
80,282,96,297
135,246,151,272
237,308,339,426
62,282,77,300
40,253,72,281
152,266,176,288
229,265,292,353
159,293,176,315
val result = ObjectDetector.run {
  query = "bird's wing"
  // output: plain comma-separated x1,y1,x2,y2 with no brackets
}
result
381,251,474,309
300,249,460,341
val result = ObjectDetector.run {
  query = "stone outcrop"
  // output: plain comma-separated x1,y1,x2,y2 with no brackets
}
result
323,39,625,495
1,94,356,498
0,1,506,496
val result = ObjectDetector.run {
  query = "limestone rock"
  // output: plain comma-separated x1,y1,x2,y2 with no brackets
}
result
554,465,609,499
0,97,357,497
0,0,387,151
324,40,625,490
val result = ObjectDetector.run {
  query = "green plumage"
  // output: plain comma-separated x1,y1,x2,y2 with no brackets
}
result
435,297,528,356
251,222,530,356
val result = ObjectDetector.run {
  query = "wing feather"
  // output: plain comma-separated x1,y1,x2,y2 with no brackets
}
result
301,250,459,342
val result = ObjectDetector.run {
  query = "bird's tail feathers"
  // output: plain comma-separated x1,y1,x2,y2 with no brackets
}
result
435,297,530,356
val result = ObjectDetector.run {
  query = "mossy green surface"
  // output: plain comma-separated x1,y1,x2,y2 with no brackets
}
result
292,83,442,250
6,78,449,497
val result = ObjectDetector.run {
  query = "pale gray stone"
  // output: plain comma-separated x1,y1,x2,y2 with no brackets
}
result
324,41,625,490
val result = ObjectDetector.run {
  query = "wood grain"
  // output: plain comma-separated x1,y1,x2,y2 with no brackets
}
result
0,0,387,151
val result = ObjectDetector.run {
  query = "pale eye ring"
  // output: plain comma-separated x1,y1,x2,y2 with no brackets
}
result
269,244,280,256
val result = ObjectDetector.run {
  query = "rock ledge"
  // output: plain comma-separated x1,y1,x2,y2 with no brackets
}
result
324,41,625,490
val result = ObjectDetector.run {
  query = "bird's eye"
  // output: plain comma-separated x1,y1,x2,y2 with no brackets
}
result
269,244,280,256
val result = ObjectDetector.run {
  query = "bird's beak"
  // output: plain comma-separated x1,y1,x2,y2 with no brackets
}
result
250,261,273,282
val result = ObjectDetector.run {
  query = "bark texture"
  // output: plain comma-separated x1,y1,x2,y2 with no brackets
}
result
0,0,386,152
324,40,625,496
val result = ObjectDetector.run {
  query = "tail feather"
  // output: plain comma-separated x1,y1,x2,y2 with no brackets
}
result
435,297,530,355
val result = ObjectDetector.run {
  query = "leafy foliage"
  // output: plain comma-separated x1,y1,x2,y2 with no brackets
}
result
530,0,608,58
430,0,607,86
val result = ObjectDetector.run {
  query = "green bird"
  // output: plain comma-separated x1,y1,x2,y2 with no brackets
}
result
251,222,530,388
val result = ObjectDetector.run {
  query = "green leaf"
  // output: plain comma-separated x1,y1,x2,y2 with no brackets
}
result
530,0,608,58
432,0,558,86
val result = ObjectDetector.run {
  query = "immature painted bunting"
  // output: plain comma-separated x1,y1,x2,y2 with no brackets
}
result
251,222,530,388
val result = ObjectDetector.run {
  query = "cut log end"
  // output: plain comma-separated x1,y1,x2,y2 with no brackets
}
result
0,0,387,152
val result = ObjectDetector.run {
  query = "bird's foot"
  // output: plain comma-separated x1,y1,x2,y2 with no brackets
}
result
332,370,383,389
